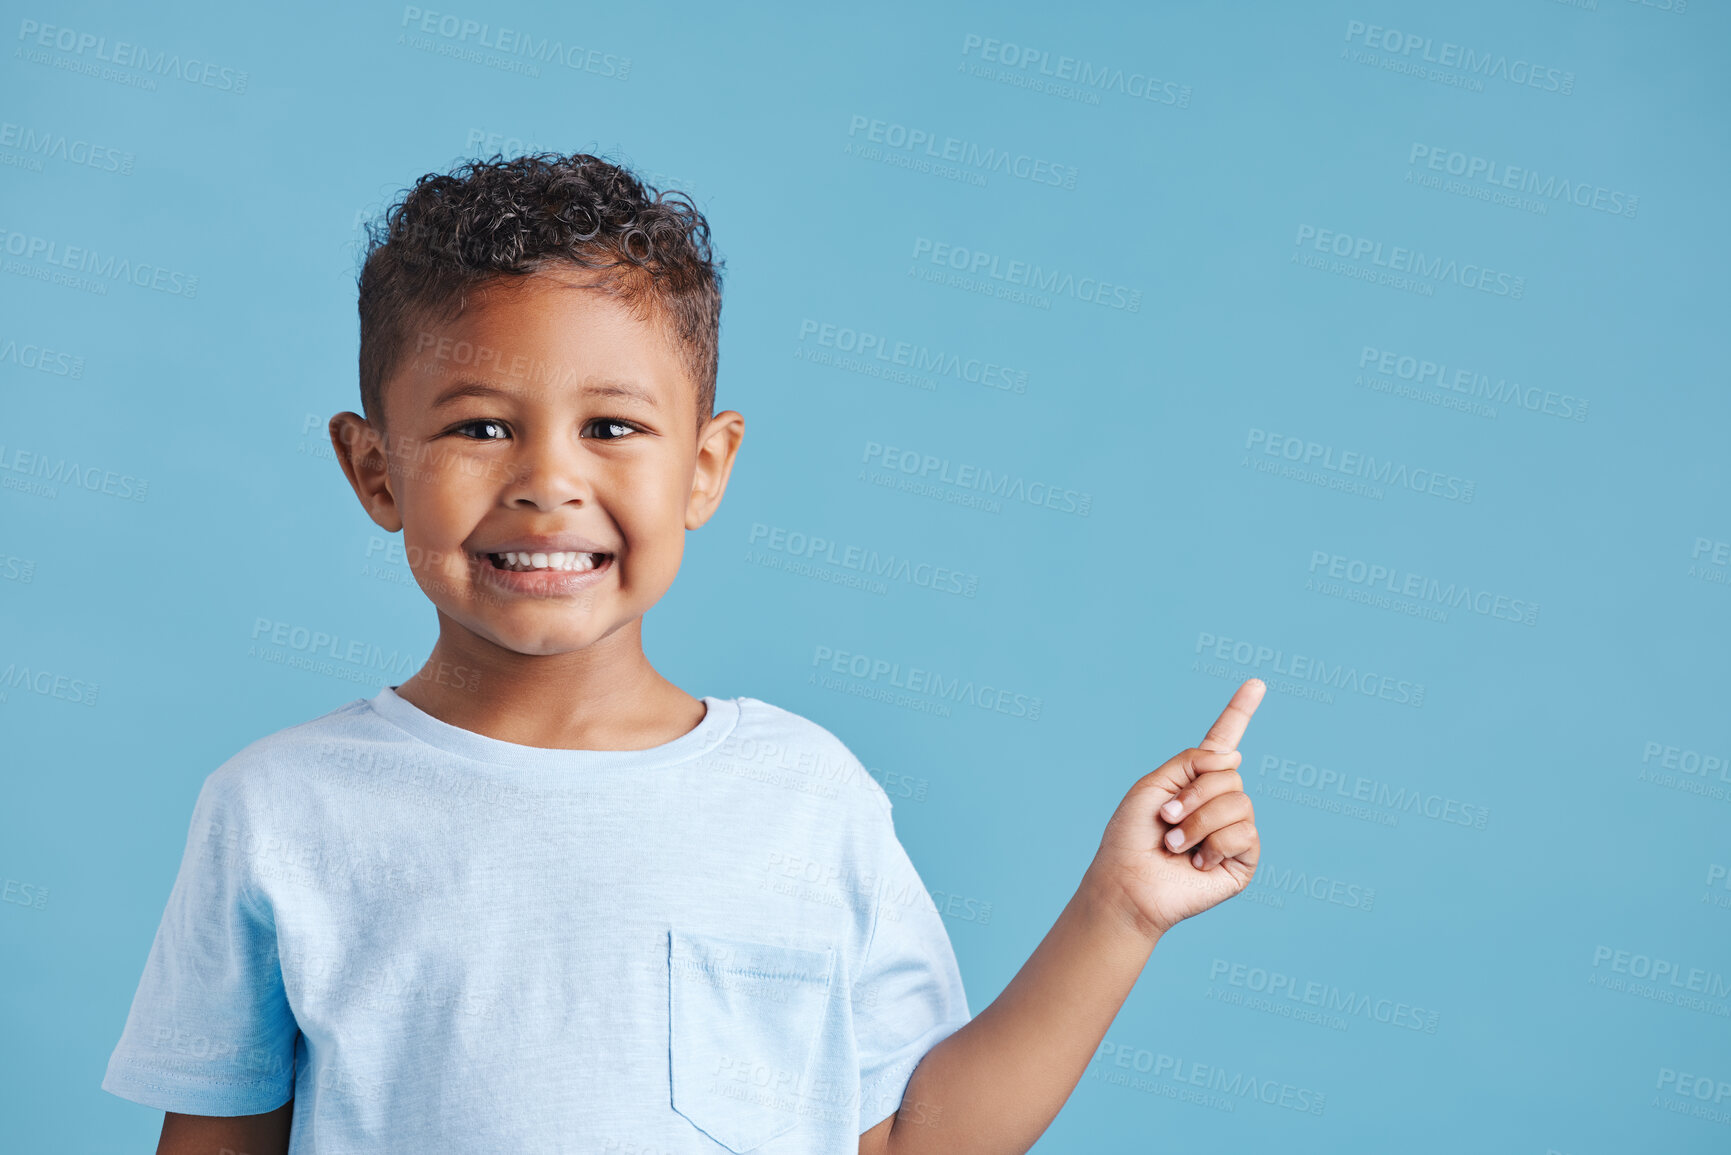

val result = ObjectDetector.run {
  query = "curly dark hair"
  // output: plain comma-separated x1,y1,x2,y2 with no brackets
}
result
356,151,722,432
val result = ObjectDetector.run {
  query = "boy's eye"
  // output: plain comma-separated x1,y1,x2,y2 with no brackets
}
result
452,419,509,440
585,418,639,441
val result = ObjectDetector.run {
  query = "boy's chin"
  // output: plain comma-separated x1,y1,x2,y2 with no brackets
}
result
453,615,616,659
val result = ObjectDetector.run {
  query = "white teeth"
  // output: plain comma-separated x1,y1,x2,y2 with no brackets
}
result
495,551,605,572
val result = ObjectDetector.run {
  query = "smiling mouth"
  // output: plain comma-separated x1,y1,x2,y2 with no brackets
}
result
484,551,612,573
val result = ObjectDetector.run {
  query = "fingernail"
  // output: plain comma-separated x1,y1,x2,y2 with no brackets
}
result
1160,799,1182,821
1192,851,1205,868
1165,828,1185,850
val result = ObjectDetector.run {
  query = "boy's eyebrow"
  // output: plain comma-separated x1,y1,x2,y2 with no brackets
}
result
429,377,660,410
582,380,660,408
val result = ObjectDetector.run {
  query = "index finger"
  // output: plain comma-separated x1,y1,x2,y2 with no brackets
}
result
1199,679,1266,753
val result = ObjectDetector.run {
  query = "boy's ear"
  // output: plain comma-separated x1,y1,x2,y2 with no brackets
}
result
686,409,744,530
328,412,403,532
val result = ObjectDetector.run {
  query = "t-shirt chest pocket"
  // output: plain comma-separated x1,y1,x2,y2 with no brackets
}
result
667,928,837,1153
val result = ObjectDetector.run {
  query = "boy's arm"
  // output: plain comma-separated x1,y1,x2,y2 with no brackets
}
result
157,1101,293,1155
860,870,1163,1155
861,680,1265,1155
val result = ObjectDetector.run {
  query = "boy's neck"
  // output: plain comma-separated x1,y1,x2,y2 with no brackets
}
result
392,617,706,753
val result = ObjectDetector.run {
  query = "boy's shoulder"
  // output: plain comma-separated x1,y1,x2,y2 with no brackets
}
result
723,696,896,818
197,693,383,806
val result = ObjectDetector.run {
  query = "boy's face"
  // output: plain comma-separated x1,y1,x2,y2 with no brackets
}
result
331,267,742,660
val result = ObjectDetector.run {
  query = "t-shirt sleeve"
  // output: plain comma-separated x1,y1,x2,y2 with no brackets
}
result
852,799,972,1134
101,767,300,1115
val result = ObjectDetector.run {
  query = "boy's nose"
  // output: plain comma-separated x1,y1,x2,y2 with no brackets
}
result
501,436,595,510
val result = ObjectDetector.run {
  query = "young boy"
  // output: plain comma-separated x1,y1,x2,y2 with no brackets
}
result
101,152,1265,1155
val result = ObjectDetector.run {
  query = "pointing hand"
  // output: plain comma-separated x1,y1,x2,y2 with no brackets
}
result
1085,679,1266,939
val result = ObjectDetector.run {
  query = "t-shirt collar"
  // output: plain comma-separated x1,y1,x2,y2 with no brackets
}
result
366,684,739,771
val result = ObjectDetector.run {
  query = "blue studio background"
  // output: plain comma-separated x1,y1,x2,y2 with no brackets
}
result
3,0,1728,1151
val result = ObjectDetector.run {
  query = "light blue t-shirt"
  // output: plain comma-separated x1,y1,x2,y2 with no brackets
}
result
101,687,971,1153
